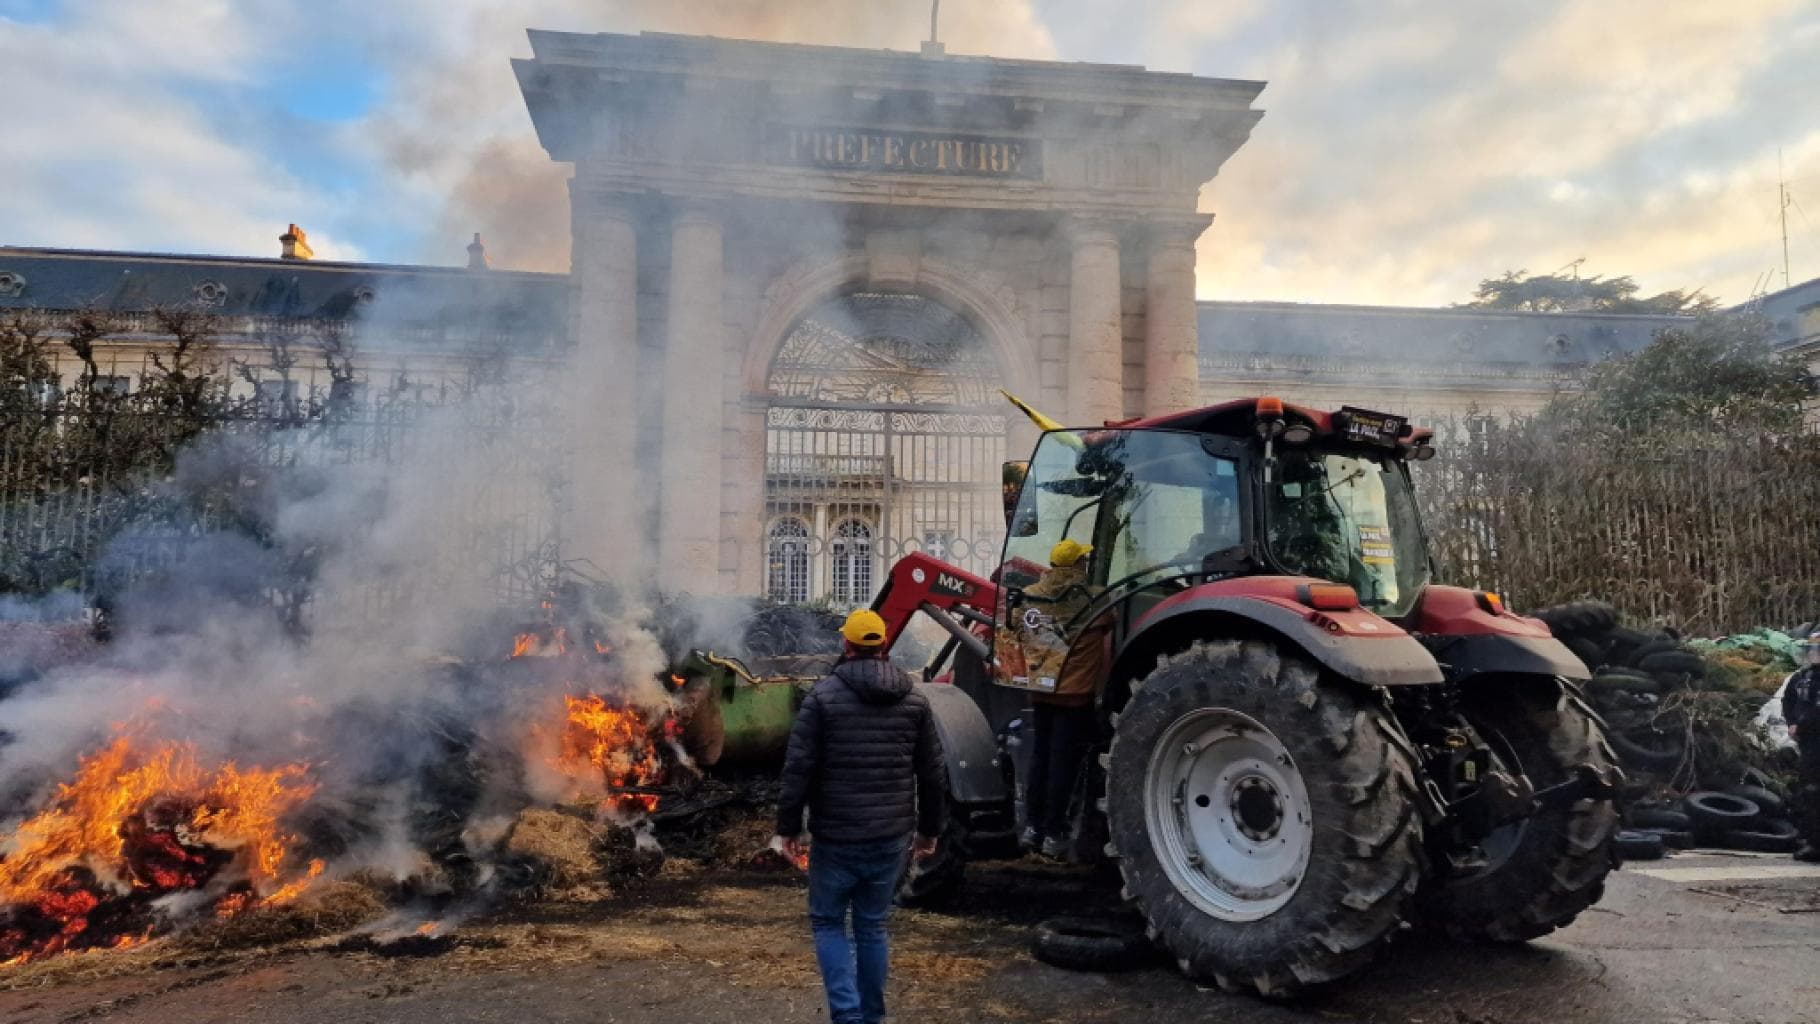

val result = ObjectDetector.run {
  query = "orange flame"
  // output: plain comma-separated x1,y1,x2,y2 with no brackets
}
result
549,694,677,815
0,735,317,965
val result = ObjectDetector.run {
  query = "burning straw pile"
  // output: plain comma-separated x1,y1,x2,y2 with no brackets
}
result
0,603,723,967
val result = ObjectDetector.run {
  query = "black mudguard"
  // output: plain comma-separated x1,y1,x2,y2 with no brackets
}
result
1425,634,1591,684
1119,596,1444,687
916,682,1010,806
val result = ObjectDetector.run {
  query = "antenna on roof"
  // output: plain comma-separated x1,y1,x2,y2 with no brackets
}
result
1780,148,1792,290
920,0,946,57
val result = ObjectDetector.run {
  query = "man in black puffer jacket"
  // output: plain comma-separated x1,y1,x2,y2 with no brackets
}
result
775,609,945,1024
1786,632,1820,862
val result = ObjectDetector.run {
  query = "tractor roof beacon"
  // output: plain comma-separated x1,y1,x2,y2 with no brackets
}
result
869,396,1623,998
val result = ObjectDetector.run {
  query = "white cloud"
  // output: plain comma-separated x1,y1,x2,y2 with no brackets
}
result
1191,0,1820,305
0,0,350,257
4,0,1817,308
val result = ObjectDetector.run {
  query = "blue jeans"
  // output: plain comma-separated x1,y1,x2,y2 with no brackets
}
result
807,835,909,1024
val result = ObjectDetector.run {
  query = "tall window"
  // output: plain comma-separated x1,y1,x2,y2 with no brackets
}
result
766,517,811,604
830,518,874,605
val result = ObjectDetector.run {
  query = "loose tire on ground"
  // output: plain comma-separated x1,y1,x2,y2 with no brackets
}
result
1627,806,1691,831
1683,792,1761,831
1727,785,1786,819
1614,830,1666,860
1416,681,1621,943
1639,828,1695,849
1717,819,1800,854
1105,642,1424,997
1030,914,1153,972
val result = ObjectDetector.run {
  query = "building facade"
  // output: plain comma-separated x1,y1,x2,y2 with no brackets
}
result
0,30,1705,608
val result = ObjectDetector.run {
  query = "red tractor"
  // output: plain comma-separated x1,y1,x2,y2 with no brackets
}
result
869,397,1622,996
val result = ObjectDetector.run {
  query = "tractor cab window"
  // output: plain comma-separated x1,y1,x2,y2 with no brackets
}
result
1266,449,1428,615
994,429,1243,693
1002,432,1102,587
1104,450,1242,586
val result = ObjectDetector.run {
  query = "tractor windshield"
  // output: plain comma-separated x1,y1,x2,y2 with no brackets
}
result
1265,448,1428,615
994,429,1243,692
1003,429,1243,589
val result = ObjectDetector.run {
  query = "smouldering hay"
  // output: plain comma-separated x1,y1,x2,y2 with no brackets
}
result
503,808,604,888
181,880,389,950
708,806,782,868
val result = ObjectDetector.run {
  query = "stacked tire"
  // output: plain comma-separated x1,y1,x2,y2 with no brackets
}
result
1534,601,1698,776
1622,783,1801,854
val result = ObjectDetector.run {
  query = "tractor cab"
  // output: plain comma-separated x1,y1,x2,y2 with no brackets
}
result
992,398,1437,695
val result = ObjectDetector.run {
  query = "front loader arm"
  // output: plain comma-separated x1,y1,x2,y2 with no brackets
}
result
870,552,1000,662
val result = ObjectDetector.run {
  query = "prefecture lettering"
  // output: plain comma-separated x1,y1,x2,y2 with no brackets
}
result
780,128,1042,179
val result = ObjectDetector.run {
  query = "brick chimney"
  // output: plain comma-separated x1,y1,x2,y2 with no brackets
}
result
467,232,489,270
279,224,314,261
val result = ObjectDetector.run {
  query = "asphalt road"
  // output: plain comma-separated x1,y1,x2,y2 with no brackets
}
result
3,850,1817,1024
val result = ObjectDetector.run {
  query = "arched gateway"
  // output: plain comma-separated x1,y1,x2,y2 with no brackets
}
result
764,291,1007,603
515,31,1263,596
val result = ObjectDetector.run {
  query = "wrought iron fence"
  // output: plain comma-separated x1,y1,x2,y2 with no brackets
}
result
763,403,1007,607
1414,415,1820,634
0,371,567,616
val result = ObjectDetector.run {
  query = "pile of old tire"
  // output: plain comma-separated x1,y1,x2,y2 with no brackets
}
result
1621,777,1801,854
1029,913,1154,972
1533,600,1701,776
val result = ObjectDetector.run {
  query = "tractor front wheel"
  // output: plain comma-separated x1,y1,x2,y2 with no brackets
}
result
1106,642,1424,997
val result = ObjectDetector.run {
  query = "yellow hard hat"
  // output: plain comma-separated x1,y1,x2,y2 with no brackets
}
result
840,609,889,647
1050,539,1092,567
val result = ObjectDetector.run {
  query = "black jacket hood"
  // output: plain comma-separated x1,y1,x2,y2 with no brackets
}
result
833,656,914,705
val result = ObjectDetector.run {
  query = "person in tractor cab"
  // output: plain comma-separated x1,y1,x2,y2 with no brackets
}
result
774,609,946,1024
1018,538,1114,860
1786,632,1820,862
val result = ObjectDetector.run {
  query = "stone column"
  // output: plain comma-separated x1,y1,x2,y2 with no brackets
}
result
658,203,726,593
726,401,769,596
1144,220,1208,415
569,189,643,580
1066,220,1124,426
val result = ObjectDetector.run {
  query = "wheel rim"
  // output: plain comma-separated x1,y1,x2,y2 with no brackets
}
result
1143,707,1313,922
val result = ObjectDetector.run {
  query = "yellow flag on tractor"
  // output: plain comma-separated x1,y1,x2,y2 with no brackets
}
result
998,389,1084,450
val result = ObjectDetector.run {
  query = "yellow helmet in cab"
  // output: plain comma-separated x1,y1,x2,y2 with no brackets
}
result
1049,539,1092,567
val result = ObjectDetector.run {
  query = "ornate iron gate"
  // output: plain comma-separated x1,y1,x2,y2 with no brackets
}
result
763,292,1007,606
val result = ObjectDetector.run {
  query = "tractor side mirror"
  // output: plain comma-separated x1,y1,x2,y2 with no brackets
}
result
1002,460,1031,531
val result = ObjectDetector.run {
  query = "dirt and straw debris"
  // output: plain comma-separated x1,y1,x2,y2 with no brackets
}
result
0,800,1034,1023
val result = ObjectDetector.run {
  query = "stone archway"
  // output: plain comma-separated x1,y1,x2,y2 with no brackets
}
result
520,31,1263,596
759,289,1009,605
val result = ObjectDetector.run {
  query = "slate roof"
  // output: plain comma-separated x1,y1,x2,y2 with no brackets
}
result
0,245,1695,370
1199,300,1684,368
1735,277,1820,348
0,247,570,348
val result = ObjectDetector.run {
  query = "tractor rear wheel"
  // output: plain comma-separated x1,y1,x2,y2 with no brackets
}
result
1416,681,1620,942
1105,642,1424,997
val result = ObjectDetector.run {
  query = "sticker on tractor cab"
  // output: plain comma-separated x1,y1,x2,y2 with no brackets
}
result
1358,525,1396,565
931,571,976,599
1338,406,1408,446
